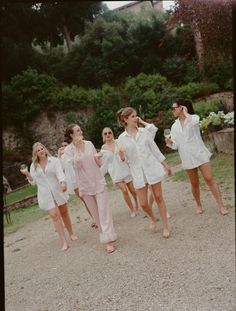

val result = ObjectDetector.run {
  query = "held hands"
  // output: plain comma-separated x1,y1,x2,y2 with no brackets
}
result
60,181,67,192
165,166,173,177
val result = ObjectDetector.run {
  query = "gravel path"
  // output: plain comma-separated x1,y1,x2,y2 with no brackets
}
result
4,175,235,311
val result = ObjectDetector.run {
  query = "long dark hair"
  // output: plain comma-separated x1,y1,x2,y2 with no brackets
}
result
175,98,195,114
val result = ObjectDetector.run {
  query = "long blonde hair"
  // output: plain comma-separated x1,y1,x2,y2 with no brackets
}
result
32,142,51,169
102,127,114,143
116,107,136,127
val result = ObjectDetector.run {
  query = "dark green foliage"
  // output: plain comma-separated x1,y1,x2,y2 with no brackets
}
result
123,73,174,118
85,84,122,147
173,82,220,100
3,68,57,127
193,99,221,119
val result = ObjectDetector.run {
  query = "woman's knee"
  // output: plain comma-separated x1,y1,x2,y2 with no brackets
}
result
50,210,60,222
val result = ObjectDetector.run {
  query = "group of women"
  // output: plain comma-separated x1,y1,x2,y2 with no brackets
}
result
21,98,228,254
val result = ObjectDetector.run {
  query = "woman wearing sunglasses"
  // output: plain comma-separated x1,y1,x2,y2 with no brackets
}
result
100,127,138,217
117,107,172,238
165,98,228,216
63,124,117,253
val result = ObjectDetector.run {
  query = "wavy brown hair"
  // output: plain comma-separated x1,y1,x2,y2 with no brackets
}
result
116,107,136,127
64,123,77,144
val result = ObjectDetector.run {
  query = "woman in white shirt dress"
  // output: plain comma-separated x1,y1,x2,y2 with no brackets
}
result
165,98,228,216
21,142,78,251
117,107,172,238
100,127,138,217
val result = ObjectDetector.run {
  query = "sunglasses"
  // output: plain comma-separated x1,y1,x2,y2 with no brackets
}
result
171,106,179,111
104,131,112,136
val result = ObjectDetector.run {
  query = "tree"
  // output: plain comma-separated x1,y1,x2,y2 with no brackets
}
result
36,1,107,50
168,0,232,75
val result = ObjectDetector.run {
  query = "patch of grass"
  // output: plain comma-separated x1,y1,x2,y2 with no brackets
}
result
4,203,46,235
172,153,234,189
165,151,181,166
5,185,37,205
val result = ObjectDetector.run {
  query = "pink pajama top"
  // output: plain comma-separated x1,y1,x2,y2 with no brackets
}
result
64,140,106,196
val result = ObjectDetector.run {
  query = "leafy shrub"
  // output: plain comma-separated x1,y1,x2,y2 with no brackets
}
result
174,82,220,100
124,73,174,118
193,99,221,119
49,85,89,110
224,78,233,91
2,68,57,127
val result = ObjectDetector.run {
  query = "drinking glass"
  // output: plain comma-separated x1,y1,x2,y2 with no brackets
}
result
164,129,171,139
20,164,28,174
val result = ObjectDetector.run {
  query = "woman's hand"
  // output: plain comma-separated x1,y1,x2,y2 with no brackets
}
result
165,166,173,177
60,181,67,192
165,137,173,145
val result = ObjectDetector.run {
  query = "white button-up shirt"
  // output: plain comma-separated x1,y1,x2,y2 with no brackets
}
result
100,140,132,184
168,114,212,169
117,124,166,189
28,156,68,210
59,155,77,195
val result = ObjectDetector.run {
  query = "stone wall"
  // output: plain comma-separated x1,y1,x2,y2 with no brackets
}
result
210,128,234,155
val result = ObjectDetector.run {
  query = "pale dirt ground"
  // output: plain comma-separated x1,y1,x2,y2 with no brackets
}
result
4,173,235,311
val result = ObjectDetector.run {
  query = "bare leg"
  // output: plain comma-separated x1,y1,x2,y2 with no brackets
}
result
151,182,169,238
149,186,170,219
199,162,228,215
48,207,69,251
117,181,136,217
186,168,204,214
136,185,157,232
74,188,97,227
126,181,139,211
58,203,78,241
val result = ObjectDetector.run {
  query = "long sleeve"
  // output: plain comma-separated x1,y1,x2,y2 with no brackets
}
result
148,138,166,163
28,163,37,186
167,127,178,150
185,114,200,126
54,158,66,183
145,123,158,139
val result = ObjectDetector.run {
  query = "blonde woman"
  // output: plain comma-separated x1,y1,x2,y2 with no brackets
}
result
63,124,117,253
21,142,78,251
100,127,138,217
117,107,172,238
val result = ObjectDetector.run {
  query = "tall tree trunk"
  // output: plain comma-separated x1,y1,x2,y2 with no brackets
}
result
63,24,72,51
191,20,205,77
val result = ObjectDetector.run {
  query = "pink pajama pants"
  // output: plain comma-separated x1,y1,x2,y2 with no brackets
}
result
83,190,117,244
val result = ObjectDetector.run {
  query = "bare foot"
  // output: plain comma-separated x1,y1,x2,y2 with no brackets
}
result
167,211,171,219
91,222,98,228
106,243,115,254
130,210,137,217
149,221,157,233
163,229,170,238
196,206,204,214
219,207,228,215
70,234,79,241
61,243,69,251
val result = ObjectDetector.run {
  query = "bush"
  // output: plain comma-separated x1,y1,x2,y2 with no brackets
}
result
193,99,221,119
174,82,220,100
124,73,174,118
49,85,89,110
2,68,57,127
224,78,233,91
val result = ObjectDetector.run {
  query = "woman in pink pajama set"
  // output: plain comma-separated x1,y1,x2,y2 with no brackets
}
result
63,124,117,253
